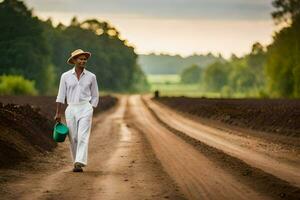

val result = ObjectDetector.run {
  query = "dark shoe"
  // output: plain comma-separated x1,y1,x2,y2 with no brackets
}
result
77,162,85,167
73,162,83,172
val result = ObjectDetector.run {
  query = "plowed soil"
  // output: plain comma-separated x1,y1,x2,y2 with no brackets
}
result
0,95,118,168
154,96,300,137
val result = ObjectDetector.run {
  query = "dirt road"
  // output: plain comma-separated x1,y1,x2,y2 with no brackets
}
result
0,94,299,199
0,96,185,200
143,95,300,187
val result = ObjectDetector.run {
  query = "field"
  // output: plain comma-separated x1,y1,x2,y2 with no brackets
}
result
154,96,300,137
147,74,221,97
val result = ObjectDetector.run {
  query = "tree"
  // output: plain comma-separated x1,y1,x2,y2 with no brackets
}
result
265,0,300,97
265,23,300,97
0,0,52,94
247,42,267,88
228,61,256,93
203,62,230,92
180,64,202,84
45,17,147,92
0,1,148,93
272,0,300,24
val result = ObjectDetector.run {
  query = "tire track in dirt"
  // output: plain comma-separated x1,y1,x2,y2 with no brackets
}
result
128,95,273,200
146,95,300,188
141,95,300,200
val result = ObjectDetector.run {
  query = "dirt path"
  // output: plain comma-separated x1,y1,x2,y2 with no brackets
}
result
127,95,275,200
0,95,186,200
143,95,300,189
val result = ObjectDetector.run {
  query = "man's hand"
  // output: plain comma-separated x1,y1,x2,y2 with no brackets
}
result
54,113,62,122
55,102,63,123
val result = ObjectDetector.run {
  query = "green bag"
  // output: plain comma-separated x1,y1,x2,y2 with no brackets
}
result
53,122,69,142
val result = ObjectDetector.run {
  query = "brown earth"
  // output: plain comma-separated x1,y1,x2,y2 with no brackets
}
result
154,96,300,137
142,95,300,199
0,94,299,200
0,95,118,120
0,95,186,200
0,95,118,168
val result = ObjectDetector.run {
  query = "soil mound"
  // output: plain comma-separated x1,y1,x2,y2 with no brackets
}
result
155,97,300,137
0,103,55,168
0,95,118,168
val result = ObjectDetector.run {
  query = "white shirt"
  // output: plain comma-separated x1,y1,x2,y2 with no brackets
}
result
56,67,99,108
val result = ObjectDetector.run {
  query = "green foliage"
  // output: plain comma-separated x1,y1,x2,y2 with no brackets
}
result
0,0,148,94
41,64,57,95
180,64,202,84
221,86,233,98
128,64,150,92
228,61,255,93
43,17,147,92
265,0,300,97
265,18,300,97
138,53,224,75
272,0,300,24
228,45,266,94
0,0,51,94
201,42,267,97
0,75,38,95
203,62,230,92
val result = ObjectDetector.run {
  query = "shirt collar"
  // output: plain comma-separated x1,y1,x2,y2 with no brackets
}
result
72,67,86,75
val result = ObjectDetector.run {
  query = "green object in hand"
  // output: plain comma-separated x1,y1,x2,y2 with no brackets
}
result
53,122,69,142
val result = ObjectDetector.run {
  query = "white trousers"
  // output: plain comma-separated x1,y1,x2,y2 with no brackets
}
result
65,101,94,166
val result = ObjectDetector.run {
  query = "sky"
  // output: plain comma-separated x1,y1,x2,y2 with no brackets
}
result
24,0,275,58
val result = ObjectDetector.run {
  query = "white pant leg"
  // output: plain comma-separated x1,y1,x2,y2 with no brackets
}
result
65,105,78,163
75,106,93,166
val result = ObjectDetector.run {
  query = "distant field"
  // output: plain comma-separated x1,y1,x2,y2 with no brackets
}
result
146,74,221,97
147,74,181,84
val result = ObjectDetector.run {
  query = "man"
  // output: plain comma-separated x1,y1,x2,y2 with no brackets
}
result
54,49,99,172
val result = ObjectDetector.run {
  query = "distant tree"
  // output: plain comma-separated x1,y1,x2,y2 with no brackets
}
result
203,62,230,92
272,0,300,24
247,42,267,88
265,0,300,97
250,42,265,55
230,54,239,61
0,0,52,94
265,23,300,97
228,60,256,93
180,64,202,84
70,16,80,27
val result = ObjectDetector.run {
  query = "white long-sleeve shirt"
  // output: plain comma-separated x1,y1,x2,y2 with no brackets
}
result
56,67,99,108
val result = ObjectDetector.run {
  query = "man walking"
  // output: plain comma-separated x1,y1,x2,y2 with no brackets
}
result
54,49,99,172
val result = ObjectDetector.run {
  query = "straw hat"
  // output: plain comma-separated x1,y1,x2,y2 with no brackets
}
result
67,49,91,64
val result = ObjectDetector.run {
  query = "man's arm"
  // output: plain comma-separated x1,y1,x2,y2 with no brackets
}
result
54,74,66,122
54,102,63,122
90,75,99,108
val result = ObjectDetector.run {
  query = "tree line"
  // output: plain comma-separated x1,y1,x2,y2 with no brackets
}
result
138,53,223,75
0,0,149,95
180,0,300,98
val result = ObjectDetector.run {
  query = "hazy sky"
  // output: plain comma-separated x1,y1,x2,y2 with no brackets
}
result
24,0,275,57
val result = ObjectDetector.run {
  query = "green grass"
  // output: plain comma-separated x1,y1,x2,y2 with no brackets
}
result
147,74,221,97
101,74,257,98
147,74,181,84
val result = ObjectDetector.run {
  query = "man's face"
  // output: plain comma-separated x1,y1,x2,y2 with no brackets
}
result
74,54,88,67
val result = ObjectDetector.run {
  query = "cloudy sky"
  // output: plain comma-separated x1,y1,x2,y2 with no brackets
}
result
24,0,275,58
